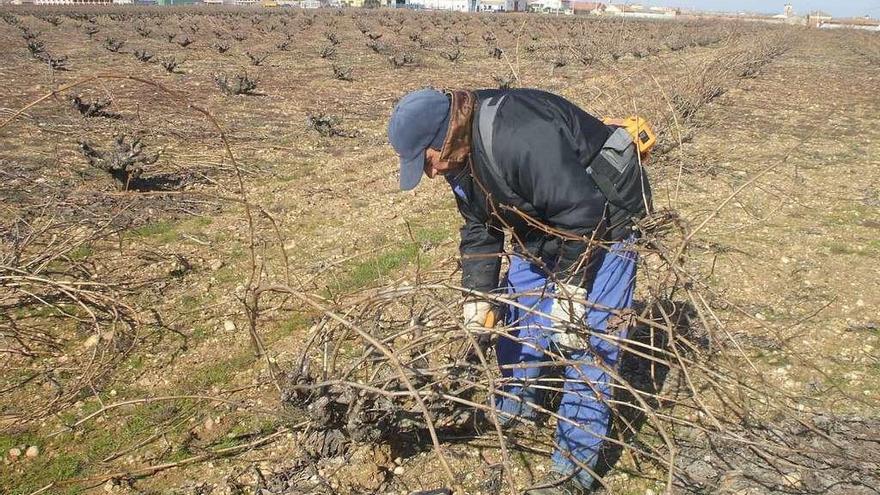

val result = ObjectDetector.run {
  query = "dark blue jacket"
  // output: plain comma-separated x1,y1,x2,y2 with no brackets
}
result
449,89,612,293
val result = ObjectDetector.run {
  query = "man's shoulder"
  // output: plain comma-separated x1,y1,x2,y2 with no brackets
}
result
474,88,576,107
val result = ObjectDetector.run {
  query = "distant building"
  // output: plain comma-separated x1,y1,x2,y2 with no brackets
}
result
415,0,470,11
569,1,604,15
13,0,116,4
16,0,115,4
770,3,802,23
806,10,832,27
819,16,880,31
476,0,524,11
613,3,676,18
529,0,570,13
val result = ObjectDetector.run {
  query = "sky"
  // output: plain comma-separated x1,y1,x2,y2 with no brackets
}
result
631,1,880,18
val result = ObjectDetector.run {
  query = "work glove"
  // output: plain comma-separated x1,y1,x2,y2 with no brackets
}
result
462,300,494,359
549,283,589,350
462,300,492,330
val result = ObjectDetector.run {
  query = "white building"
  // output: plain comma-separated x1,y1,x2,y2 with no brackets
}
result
530,0,566,12
415,0,470,11
476,0,529,12
15,0,114,4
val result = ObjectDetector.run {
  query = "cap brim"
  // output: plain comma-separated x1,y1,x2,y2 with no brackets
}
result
399,151,425,191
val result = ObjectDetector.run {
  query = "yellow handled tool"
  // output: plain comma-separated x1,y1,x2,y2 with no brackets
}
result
603,116,657,157
483,309,497,328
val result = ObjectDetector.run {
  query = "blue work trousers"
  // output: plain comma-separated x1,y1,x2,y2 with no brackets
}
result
495,239,638,487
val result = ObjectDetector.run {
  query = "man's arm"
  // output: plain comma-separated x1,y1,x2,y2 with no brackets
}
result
453,194,505,293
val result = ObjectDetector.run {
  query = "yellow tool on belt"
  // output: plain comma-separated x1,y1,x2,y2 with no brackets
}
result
603,116,657,157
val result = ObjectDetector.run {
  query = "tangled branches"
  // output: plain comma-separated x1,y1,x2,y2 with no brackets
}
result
305,113,358,138
250,198,876,493
70,94,120,119
79,134,160,190
215,72,259,96
1,211,141,424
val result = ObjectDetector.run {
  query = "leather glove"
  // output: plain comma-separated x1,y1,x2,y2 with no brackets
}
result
462,300,492,330
549,283,589,349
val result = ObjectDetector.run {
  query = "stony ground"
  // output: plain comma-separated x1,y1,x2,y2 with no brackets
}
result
0,8,877,495
660,32,880,495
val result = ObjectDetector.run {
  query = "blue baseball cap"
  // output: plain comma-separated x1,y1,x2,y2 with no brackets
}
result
387,89,450,191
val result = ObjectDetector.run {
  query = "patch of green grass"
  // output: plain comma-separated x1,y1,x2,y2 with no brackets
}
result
129,217,213,246
58,399,104,428
332,226,454,291
0,430,38,454
346,244,420,288
13,303,71,320
278,160,319,181
184,352,254,391
2,454,83,495
275,312,310,338
1,430,85,494
211,417,281,450
163,444,193,463
131,220,178,244
68,244,93,261
211,265,240,285
126,353,146,371
85,428,122,461
819,205,875,228
825,241,871,257
190,323,212,342
413,226,450,245
179,294,203,311
192,216,213,228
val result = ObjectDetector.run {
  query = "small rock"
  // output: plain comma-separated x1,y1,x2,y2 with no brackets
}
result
209,259,224,271
781,471,801,488
83,334,100,349
204,417,215,430
393,466,404,475
686,460,717,485
25,446,39,458
223,320,236,332
8,447,21,459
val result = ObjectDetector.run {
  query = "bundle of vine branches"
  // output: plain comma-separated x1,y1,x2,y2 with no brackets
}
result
263,202,878,494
